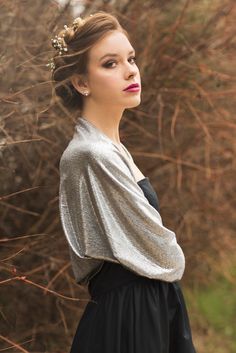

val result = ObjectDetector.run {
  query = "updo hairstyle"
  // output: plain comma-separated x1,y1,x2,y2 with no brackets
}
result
51,11,129,112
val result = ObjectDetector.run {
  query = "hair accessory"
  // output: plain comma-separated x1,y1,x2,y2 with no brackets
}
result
51,35,68,55
72,16,84,31
46,17,84,72
46,57,56,71
46,27,69,71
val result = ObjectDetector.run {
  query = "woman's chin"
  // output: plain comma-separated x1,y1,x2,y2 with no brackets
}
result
125,97,141,108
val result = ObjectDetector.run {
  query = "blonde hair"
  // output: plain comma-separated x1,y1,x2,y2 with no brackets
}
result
51,11,129,111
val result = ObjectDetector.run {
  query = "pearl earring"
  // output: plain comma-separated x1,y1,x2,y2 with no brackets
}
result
84,91,89,96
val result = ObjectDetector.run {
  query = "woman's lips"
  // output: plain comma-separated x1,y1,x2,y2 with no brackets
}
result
124,87,140,92
123,83,140,91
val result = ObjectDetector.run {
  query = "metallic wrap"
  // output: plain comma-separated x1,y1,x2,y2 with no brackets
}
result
59,117,185,285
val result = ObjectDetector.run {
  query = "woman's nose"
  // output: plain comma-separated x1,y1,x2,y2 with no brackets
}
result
126,64,138,78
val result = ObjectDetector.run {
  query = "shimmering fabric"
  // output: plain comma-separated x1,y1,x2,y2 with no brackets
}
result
59,116,185,285
68,178,197,353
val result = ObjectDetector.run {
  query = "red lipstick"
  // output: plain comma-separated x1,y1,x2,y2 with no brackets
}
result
123,83,140,92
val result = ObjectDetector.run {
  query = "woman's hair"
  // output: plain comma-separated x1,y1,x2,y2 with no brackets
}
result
51,11,129,112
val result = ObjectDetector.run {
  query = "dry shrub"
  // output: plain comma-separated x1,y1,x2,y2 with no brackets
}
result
0,0,236,352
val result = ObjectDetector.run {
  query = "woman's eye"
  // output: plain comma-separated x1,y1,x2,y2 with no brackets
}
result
103,56,137,68
129,56,137,63
103,61,116,68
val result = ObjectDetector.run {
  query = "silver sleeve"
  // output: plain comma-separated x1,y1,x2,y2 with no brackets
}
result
59,143,185,282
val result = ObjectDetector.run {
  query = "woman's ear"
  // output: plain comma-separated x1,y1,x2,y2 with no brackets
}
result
71,74,89,95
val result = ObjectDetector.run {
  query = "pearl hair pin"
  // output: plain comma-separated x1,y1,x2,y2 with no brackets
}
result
46,16,86,71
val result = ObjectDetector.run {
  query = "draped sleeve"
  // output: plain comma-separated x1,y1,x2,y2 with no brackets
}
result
59,142,185,283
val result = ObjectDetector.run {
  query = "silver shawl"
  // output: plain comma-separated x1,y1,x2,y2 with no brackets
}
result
59,117,185,285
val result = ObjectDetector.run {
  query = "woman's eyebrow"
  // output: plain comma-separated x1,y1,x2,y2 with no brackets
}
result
99,49,135,61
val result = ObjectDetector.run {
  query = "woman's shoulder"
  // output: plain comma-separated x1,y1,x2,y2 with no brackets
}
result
59,137,120,171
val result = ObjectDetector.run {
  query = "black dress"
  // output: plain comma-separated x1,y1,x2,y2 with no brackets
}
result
69,177,197,353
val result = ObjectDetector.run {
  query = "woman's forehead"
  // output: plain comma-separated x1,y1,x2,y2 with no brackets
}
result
90,31,133,62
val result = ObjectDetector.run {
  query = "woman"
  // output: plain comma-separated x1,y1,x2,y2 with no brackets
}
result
52,11,197,353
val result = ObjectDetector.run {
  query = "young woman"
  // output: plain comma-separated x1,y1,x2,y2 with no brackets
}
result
52,10,197,353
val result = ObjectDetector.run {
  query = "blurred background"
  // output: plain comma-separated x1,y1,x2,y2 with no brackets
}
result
1,0,236,352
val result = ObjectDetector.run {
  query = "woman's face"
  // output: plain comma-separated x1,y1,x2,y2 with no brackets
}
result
84,30,141,109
